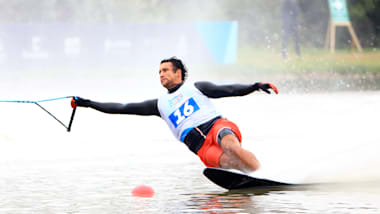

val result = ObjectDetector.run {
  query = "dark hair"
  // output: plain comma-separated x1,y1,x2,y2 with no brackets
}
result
160,57,188,81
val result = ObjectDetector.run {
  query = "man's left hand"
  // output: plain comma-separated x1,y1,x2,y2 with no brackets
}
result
255,82,279,94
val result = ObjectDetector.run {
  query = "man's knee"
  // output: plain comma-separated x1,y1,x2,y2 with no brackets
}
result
220,134,242,154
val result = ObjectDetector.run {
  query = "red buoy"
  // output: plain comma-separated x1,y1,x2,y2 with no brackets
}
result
132,185,155,197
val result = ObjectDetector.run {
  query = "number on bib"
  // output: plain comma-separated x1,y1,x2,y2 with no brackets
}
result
169,98,200,127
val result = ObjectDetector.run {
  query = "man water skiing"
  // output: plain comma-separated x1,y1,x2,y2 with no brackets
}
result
72,57,278,173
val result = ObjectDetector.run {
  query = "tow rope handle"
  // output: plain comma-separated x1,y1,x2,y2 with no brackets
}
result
67,106,76,132
0,96,78,132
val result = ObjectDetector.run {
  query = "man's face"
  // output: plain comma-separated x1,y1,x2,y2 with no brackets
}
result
159,62,182,89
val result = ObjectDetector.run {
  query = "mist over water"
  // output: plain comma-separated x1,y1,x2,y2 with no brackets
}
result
1,88,380,213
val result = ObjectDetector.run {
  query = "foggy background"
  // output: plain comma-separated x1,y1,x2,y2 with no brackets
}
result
1,0,379,94
1,0,379,47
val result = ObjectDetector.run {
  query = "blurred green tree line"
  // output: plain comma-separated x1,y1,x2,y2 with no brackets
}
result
0,0,379,48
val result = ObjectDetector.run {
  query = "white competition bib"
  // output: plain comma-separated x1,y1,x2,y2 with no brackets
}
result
157,82,221,142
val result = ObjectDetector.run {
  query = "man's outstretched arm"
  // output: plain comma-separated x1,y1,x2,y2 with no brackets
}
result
72,97,160,116
194,81,278,98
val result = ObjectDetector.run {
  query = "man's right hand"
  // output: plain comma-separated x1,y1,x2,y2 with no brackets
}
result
71,97,91,108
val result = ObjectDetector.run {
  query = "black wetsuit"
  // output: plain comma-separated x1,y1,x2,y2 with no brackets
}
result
77,81,263,153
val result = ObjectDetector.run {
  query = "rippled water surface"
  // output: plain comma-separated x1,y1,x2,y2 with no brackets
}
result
1,91,380,213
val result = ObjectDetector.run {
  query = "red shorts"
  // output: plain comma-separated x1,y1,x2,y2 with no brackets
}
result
197,118,242,168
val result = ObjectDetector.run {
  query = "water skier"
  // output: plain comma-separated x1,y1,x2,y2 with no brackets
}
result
72,57,278,173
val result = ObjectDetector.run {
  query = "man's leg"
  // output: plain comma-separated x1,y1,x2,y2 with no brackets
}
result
293,28,301,57
282,28,290,59
219,134,260,172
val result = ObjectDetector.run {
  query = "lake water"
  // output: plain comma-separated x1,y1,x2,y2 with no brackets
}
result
1,81,380,213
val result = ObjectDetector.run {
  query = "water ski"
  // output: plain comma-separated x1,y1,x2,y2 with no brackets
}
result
203,167,293,190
